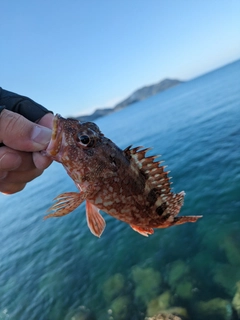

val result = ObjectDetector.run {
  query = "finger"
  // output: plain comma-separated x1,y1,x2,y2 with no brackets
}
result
0,182,26,194
0,147,35,172
0,109,52,151
37,113,54,129
0,149,22,171
0,147,44,194
33,152,53,170
0,167,43,184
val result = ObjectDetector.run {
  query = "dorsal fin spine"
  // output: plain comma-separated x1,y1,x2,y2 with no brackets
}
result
126,145,172,193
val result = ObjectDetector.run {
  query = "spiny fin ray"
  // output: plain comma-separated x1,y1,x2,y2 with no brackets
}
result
126,146,172,192
44,192,85,219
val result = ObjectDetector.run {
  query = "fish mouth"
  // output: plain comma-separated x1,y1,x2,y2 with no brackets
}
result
45,114,63,159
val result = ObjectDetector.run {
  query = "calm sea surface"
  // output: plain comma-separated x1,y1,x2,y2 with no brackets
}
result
0,60,240,320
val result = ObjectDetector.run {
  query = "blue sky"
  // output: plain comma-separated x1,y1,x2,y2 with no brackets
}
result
1,0,240,117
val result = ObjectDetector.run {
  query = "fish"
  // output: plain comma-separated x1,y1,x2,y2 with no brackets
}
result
44,114,202,237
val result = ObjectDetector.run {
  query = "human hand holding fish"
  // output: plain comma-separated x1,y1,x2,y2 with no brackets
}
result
0,88,54,194
0,110,53,194
43,114,202,237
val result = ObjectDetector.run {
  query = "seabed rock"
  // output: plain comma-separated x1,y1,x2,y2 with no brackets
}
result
64,305,96,320
102,273,126,303
175,280,193,300
131,266,162,304
108,295,130,320
221,232,240,266
195,298,233,320
167,260,190,289
232,281,240,317
145,313,182,320
147,291,172,316
213,263,240,296
145,308,187,320
146,291,188,319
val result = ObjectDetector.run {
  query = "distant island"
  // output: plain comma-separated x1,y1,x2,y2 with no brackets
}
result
76,78,183,122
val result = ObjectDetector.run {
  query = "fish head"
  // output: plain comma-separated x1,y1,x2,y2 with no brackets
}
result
44,114,123,187
45,114,104,164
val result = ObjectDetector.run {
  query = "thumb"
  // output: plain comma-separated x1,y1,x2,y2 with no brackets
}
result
0,109,52,151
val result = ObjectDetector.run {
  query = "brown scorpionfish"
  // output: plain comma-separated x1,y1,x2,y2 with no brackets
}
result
44,114,202,237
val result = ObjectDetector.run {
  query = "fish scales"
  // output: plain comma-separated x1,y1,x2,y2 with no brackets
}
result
44,115,202,237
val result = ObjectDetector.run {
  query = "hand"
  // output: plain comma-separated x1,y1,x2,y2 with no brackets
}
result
0,109,53,194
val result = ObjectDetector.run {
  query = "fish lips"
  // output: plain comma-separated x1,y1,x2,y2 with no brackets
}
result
44,114,64,161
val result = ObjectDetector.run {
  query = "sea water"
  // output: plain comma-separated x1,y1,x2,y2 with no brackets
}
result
0,60,239,320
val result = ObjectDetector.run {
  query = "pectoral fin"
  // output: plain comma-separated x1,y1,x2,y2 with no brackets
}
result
130,224,154,237
86,200,106,237
44,192,85,219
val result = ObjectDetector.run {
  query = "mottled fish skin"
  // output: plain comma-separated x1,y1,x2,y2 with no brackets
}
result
44,114,202,237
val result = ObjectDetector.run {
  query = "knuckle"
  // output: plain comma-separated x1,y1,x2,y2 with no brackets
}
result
0,110,30,147
0,110,21,132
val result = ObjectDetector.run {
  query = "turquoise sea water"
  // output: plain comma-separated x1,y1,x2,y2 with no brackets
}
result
0,60,240,320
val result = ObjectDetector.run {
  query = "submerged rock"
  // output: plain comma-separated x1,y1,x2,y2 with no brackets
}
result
165,308,188,318
131,266,162,304
64,305,96,320
195,298,233,320
167,260,190,289
232,281,240,317
145,313,182,320
145,307,187,320
213,263,240,296
175,280,193,300
102,273,126,303
191,251,216,286
147,291,172,316
109,295,130,320
221,233,240,266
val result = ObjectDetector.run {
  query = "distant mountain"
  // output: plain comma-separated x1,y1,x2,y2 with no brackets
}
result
76,108,113,122
76,78,183,122
113,78,182,111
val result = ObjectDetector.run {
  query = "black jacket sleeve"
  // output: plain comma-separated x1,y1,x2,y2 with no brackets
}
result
0,87,52,122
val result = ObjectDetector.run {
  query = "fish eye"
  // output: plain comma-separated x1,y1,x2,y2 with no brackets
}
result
77,134,95,147
78,134,90,145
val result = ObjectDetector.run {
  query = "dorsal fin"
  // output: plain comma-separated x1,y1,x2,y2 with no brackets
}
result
123,146,172,194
